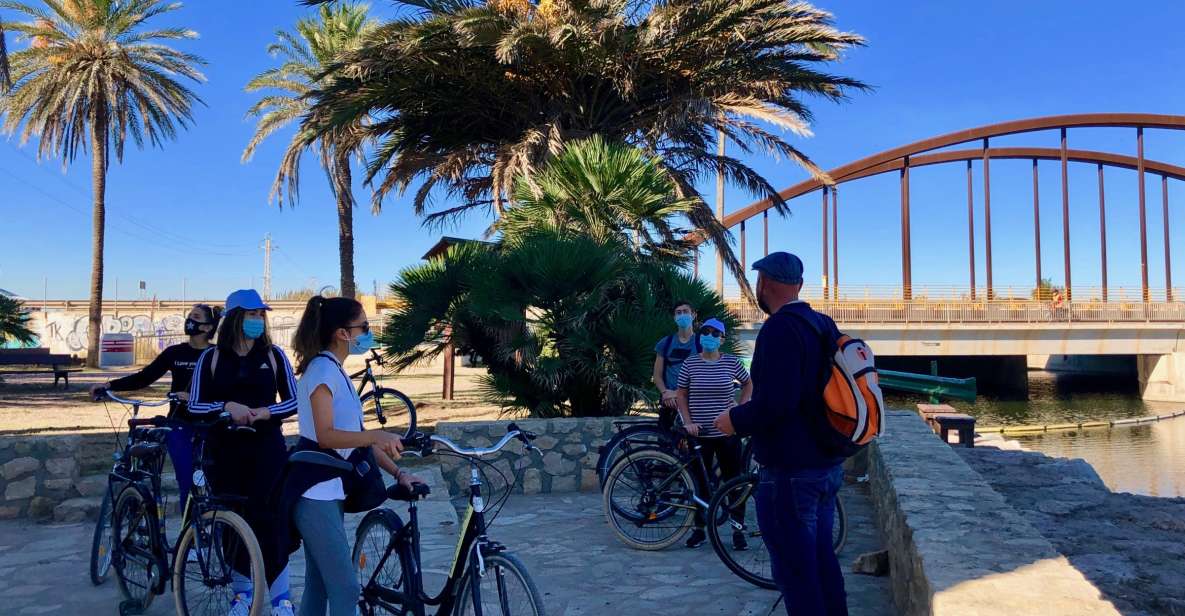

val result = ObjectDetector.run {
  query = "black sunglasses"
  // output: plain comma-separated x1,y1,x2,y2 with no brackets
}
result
345,322,371,334
699,328,723,338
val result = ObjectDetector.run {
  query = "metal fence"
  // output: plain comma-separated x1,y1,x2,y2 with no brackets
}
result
727,299,1185,325
133,326,298,364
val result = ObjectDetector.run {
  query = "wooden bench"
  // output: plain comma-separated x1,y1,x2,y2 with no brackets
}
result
0,348,82,388
934,413,976,447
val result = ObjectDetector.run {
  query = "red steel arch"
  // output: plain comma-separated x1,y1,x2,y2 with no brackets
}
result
698,113,1185,302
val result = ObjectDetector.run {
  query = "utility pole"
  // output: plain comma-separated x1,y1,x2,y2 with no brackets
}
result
261,233,274,300
715,127,726,296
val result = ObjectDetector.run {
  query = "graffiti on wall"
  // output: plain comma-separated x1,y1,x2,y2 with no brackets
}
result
34,311,301,355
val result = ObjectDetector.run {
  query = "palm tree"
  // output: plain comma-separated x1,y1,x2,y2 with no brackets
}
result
0,25,10,90
243,2,377,299
498,136,698,262
0,295,35,346
299,0,866,301
0,0,205,367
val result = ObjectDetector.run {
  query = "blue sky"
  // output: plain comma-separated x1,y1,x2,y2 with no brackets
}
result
1,0,1183,300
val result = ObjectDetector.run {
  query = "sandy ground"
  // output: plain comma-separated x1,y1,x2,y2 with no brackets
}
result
0,358,518,436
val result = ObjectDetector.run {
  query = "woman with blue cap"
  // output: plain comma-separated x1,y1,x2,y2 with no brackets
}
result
189,289,298,616
674,317,753,550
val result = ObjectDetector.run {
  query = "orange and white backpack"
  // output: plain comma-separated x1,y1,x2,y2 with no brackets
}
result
790,311,885,457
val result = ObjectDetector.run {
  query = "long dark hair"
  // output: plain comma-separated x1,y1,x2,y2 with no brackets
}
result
193,304,222,341
293,295,363,375
217,308,273,354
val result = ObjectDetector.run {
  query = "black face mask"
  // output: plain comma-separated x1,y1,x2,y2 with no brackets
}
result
184,318,207,336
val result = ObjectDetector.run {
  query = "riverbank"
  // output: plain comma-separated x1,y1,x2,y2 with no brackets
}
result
957,443,1185,615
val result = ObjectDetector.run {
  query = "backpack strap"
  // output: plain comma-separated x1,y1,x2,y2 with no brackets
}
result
785,309,835,392
210,348,219,374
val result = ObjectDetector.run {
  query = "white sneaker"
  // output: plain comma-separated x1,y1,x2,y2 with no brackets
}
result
271,599,295,616
228,594,252,616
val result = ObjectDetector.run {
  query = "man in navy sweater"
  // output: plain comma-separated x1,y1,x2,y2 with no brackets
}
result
715,252,848,616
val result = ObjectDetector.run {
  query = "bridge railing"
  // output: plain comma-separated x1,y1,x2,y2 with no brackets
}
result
725,294,1185,325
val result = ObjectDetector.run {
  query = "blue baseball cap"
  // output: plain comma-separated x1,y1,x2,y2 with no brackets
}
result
225,289,271,313
700,318,727,335
752,252,804,285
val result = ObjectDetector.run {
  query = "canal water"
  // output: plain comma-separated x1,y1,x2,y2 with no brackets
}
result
885,371,1185,498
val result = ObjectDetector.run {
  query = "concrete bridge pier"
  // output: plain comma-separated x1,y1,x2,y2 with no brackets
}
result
1138,352,1185,402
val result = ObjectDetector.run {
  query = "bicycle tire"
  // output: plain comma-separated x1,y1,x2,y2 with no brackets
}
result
595,423,674,488
89,487,115,585
833,494,848,554
361,387,417,438
455,552,547,616
603,448,697,551
353,509,412,616
112,485,165,610
173,509,267,616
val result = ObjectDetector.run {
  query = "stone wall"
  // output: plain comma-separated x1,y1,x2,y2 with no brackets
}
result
0,434,85,520
433,417,629,496
868,411,1121,615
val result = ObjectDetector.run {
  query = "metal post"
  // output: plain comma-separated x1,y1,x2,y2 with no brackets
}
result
967,160,976,300
715,128,725,297
1033,159,1043,293
832,187,839,298
1061,128,1071,301
822,187,830,300
740,220,747,272
443,334,455,401
900,158,912,300
1164,174,1173,302
763,210,769,257
1138,127,1150,302
983,139,994,300
1098,164,1108,302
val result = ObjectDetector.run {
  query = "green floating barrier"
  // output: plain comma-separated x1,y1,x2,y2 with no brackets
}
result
877,369,978,403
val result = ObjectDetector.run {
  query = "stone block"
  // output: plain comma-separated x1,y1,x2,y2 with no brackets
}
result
0,504,20,519
551,474,577,492
550,419,578,434
45,457,79,479
852,550,890,576
48,435,82,455
580,469,599,492
534,435,559,450
561,444,588,457
27,496,55,520
542,452,575,476
54,497,100,523
43,478,77,496
1,457,40,481
4,476,36,500
522,469,542,495
564,431,583,444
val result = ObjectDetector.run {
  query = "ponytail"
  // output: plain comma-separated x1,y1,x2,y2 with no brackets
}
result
293,295,362,374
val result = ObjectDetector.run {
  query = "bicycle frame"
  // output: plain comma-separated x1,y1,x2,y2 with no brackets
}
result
616,435,714,512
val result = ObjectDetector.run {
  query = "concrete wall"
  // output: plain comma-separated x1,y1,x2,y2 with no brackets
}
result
1028,354,1137,375
1139,352,1185,402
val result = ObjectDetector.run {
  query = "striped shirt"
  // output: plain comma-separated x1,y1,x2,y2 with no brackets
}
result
677,353,750,438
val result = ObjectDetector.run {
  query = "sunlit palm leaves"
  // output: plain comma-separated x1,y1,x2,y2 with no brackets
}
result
0,295,35,345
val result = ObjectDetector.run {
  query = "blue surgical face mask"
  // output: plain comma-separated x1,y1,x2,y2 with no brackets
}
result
674,314,693,329
242,317,266,340
349,331,375,355
700,334,722,352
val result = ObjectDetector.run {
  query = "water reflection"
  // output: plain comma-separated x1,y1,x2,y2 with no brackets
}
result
1014,418,1185,498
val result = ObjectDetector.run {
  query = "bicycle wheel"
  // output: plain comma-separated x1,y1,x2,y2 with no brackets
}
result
455,552,547,616
361,387,417,438
112,486,165,610
173,510,267,616
89,487,115,585
706,473,775,590
353,509,412,616
603,448,697,551
595,424,673,488
833,494,848,554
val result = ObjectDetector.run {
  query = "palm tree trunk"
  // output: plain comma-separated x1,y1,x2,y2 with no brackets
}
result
334,152,356,299
86,108,108,368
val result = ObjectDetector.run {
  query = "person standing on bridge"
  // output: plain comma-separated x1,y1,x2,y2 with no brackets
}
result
715,252,848,616
90,303,222,506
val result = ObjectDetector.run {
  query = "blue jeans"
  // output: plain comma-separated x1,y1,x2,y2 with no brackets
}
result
165,424,194,506
755,465,847,616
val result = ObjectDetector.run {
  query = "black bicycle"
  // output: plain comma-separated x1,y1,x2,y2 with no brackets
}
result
96,390,269,616
706,472,847,590
595,418,756,488
351,425,547,616
353,348,417,437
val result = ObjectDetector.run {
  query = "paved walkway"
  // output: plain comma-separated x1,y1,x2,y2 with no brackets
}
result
0,481,894,615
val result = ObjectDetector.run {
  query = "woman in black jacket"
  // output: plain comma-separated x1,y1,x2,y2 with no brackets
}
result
91,303,221,504
188,289,297,616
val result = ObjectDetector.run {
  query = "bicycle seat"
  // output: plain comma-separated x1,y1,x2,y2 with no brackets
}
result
130,427,170,444
387,482,430,502
288,450,354,473
128,441,164,460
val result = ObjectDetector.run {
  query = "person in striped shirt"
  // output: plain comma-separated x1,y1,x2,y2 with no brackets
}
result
675,317,753,549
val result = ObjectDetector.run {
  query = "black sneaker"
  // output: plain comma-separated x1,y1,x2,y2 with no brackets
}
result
685,529,707,549
732,530,749,551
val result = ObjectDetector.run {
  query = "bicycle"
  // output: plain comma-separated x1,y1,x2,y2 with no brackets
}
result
352,348,417,437
349,424,547,616
90,392,177,587
705,472,847,590
596,418,756,488
95,390,269,616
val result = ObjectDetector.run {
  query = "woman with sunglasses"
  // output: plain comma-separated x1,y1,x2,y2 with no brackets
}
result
285,295,422,616
90,303,222,505
188,289,299,616
675,317,753,550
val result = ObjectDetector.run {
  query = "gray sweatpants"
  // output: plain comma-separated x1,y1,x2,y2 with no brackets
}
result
293,498,360,616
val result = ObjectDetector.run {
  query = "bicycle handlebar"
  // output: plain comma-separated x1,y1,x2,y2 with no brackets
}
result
402,423,538,458
95,389,181,407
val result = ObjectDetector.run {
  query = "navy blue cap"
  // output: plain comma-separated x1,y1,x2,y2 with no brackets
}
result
701,318,727,335
752,252,804,285
225,289,271,313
